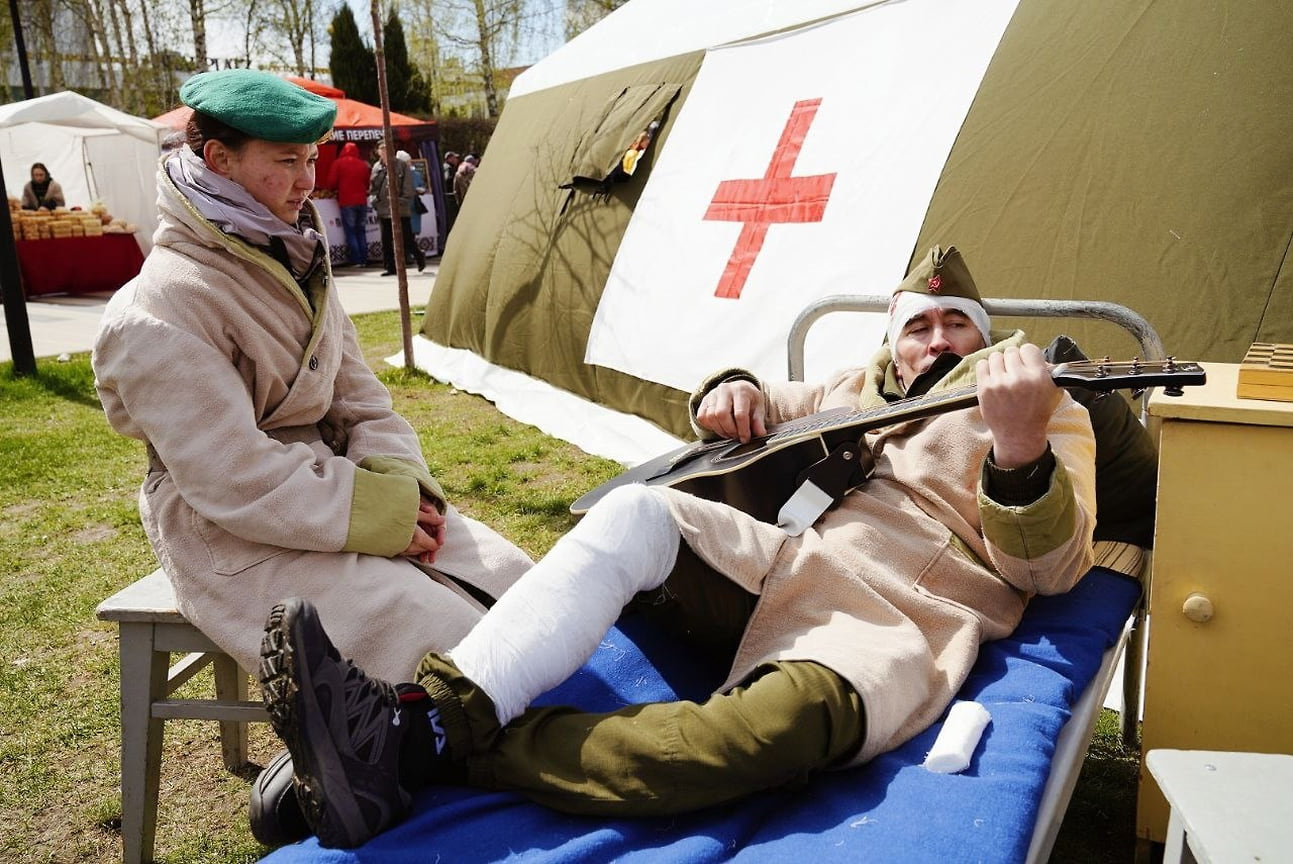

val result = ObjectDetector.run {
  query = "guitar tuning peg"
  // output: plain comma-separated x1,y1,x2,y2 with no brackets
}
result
1130,357,1142,375
1098,356,1111,377
1164,386,1185,397
1164,356,1177,372
1130,388,1146,400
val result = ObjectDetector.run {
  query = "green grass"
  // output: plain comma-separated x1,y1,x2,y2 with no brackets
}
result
0,309,1141,862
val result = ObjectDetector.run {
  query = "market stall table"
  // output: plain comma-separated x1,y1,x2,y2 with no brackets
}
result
16,234,145,297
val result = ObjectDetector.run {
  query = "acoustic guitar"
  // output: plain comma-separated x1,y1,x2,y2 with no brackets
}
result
570,358,1205,526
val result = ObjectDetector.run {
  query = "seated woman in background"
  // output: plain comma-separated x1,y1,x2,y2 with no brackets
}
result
21,162,65,210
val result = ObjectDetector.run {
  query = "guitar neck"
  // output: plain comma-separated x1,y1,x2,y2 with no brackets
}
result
764,358,1206,441
765,386,980,442
569,359,1204,516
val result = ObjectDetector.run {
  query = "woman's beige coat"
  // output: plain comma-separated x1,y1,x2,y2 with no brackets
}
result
93,164,532,681
667,333,1097,765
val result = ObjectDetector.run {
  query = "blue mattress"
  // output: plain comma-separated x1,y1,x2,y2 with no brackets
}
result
263,566,1139,864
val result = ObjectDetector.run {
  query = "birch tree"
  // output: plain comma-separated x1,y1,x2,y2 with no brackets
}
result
419,0,528,118
27,0,67,92
190,0,210,69
402,0,445,114
255,0,327,76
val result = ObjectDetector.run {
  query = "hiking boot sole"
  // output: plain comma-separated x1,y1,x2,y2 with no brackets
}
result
259,600,402,848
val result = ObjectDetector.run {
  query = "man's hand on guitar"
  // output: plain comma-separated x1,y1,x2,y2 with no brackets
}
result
697,380,768,443
975,343,1061,469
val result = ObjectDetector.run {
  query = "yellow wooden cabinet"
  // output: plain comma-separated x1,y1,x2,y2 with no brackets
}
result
1137,363,1293,846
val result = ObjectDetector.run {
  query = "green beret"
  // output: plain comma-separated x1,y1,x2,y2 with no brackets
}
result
893,245,982,304
180,70,337,144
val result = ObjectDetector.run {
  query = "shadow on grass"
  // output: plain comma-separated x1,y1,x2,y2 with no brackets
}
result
1,356,104,409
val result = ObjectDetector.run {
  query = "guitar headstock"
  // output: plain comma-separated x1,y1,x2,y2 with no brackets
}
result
1051,358,1207,396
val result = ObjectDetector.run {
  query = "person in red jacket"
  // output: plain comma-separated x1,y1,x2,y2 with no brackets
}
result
325,142,372,266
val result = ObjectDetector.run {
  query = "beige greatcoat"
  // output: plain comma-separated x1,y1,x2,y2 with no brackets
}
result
93,163,532,682
665,332,1098,765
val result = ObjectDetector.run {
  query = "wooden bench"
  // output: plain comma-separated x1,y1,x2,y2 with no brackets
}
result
96,568,268,864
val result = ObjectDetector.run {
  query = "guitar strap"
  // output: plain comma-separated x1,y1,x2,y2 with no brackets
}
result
776,440,874,536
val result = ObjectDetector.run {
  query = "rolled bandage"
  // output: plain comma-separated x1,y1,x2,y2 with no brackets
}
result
922,700,992,774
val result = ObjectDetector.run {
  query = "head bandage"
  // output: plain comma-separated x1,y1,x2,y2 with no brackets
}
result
887,292,991,350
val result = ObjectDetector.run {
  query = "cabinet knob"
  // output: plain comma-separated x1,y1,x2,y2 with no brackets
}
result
1182,593,1214,623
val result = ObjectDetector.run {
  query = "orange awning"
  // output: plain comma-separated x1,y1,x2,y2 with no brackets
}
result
153,75,433,133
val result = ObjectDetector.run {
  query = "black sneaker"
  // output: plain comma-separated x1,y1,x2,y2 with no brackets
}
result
249,748,310,847
259,598,439,848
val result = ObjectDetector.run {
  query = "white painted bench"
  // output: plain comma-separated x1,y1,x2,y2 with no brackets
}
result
95,568,268,864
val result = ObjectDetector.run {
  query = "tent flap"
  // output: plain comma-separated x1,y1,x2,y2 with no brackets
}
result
425,51,706,439
565,83,681,192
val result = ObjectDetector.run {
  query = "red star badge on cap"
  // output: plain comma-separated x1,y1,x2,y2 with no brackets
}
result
927,274,942,292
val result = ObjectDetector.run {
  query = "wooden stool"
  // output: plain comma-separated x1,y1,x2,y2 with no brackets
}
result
96,569,267,864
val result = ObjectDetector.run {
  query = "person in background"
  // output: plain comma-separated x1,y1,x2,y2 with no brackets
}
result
90,69,531,848
324,141,372,267
441,151,461,233
397,149,428,256
442,151,461,188
453,154,478,208
369,144,425,275
21,162,65,211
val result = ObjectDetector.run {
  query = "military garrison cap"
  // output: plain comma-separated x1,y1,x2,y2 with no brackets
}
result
886,245,991,347
180,70,336,144
893,245,982,304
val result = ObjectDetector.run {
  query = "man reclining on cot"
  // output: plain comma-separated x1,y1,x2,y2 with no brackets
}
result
257,244,1099,848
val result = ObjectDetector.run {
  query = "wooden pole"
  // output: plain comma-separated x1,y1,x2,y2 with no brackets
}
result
370,1,415,371
0,148,37,376
8,0,35,99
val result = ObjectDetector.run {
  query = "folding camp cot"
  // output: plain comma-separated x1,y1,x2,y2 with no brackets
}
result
259,297,1167,864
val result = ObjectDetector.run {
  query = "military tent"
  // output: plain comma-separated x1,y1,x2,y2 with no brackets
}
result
418,0,1293,464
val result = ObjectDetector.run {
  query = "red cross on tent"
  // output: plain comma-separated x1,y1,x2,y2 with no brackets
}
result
703,98,837,299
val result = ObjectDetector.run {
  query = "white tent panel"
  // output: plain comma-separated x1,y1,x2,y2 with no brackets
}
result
511,0,895,98
0,90,165,144
585,0,1018,390
82,133,163,250
1,122,89,209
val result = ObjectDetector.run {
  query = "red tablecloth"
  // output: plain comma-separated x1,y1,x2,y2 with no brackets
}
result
16,234,145,297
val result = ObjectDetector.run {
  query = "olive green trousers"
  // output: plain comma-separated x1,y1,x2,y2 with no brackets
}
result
415,542,865,816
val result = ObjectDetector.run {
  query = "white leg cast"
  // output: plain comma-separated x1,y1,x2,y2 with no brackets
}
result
449,485,679,724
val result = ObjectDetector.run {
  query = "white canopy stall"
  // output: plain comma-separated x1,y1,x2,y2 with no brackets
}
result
0,91,166,252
